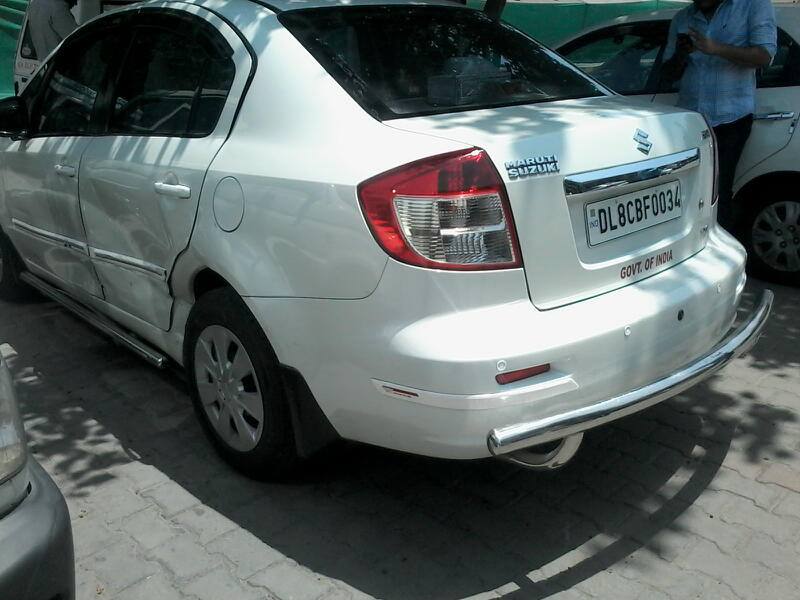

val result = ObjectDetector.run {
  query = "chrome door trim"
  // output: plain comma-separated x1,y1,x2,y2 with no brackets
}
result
89,248,167,280
564,148,701,196
754,111,795,121
11,218,88,253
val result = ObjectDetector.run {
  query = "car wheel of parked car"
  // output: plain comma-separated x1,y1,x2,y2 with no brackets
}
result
185,287,299,479
744,197,800,286
0,231,33,301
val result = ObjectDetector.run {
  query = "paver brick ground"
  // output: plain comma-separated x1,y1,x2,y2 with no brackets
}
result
1,278,798,600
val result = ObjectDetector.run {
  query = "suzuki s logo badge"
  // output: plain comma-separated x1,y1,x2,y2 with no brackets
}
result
504,155,560,179
634,129,653,155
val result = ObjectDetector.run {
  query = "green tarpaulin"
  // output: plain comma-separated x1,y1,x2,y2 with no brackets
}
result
468,0,688,45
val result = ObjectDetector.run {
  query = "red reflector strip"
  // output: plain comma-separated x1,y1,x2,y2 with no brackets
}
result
495,364,551,385
381,385,419,398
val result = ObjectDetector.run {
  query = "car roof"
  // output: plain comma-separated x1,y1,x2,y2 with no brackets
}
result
556,2,800,48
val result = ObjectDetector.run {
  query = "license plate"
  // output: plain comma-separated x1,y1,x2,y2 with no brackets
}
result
585,181,682,246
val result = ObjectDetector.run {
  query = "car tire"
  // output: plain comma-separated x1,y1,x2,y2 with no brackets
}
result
743,196,800,287
0,230,33,301
185,287,300,479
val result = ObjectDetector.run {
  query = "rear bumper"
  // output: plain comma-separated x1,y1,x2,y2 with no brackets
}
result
488,289,773,456
247,226,755,459
0,459,75,600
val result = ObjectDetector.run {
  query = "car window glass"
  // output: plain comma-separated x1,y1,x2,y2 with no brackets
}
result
110,20,234,136
758,28,800,88
280,6,606,120
561,26,665,95
31,29,118,136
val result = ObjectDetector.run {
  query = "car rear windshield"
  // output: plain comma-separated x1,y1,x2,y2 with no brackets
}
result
279,5,607,120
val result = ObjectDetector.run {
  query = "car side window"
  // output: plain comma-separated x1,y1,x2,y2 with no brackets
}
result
560,24,668,95
30,28,119,136
110,16,235,137
758,29,800,88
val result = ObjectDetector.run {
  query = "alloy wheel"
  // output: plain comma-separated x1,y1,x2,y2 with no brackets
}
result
194,325,265,452
751,200,800,273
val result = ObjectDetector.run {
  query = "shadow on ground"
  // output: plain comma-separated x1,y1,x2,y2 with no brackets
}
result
0,279,796,599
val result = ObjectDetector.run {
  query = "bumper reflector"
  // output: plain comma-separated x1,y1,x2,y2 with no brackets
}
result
496,364,551,385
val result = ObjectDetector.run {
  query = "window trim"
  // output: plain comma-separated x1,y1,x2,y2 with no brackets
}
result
102,8,238,140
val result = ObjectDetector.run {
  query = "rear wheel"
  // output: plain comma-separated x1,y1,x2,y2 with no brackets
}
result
0,231,33,301
185,287,299,479
744,198,800,286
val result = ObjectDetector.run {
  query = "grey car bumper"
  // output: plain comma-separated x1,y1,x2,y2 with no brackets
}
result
0,459,74,600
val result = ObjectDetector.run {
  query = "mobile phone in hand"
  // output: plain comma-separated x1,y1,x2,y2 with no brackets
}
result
677,32,694,54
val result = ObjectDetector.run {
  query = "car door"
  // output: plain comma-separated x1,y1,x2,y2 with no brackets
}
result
2,15,129,299
78,6,251,330
736,28,800,180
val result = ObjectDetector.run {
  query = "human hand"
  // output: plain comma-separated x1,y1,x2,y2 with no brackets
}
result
688,28,719,55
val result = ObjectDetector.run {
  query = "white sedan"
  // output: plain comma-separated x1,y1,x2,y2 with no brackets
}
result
0,0,771,477
558,4,800,286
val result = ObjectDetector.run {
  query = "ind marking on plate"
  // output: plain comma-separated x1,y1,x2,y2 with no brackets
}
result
505,155,560,179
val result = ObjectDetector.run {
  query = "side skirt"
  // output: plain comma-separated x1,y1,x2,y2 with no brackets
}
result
20,272,169,369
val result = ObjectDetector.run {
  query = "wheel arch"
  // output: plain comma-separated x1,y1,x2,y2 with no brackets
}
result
192,267,233,302
181,268,341,459
735,170,800,207
735,170,800,285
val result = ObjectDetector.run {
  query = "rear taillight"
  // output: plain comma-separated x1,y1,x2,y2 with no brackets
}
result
358,148,522,270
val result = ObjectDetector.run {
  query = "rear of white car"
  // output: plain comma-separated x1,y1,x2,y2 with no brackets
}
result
0,0,771,475
211,1,771,468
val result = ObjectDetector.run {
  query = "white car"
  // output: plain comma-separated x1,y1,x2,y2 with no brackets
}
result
558,4,800,286
0,0,772,477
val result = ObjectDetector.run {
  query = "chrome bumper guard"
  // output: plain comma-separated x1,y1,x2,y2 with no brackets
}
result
488,289,774,457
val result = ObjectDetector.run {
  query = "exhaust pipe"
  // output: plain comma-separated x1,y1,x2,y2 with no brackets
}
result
496,432,584,471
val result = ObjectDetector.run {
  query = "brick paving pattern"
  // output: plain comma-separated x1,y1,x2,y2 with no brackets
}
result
1,278,798,600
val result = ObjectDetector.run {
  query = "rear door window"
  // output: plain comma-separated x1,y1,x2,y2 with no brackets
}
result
109,14,235,136
280,6,606,120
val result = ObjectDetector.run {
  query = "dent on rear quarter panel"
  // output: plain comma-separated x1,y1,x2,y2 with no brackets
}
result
181,14,466,300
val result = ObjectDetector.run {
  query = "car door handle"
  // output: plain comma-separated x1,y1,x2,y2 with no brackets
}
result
54,164,76,177
153,181,191,199
754,111,796,121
